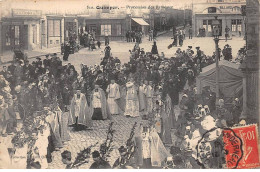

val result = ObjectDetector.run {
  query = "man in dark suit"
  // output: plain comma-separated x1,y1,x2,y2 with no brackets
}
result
43,54,51,69
189,26,193,39
196,47,202,71
0,66,8,78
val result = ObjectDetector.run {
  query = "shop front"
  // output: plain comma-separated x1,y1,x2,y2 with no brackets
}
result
64,16,78,44
46,15,64,48
1,9,42,52
84,19,126,41
194,14,244,37
131,18,149,33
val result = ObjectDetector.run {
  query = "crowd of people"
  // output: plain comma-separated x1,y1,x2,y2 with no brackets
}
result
125,30,144,43
0,35,245,169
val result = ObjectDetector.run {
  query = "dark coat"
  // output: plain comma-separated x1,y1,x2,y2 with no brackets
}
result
89,159,111,169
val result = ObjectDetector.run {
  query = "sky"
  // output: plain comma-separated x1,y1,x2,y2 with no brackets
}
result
0,0,204,9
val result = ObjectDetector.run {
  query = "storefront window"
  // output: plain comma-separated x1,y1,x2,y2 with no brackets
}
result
237,19,242,32
101,25,111,36
203,20,207,29
116,24,121,36
14,26,20,45
231,19,242,32
32,24,37,44
5,26,11,46
208,20,212,32
54,20,61,36
48,19,61,37
231,19,237,31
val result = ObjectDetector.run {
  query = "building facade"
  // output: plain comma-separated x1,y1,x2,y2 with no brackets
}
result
192,0,246,37
1,9,43,51
239,0,259,124
0,0,190,53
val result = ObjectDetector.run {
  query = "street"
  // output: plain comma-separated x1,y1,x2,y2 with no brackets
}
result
0,33,246,169
58,33,245,72
45,34,245,169
48,115,148,169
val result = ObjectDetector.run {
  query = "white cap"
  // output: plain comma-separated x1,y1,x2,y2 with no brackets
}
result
183,94,188,97
186,126,191,130
167,157,173,161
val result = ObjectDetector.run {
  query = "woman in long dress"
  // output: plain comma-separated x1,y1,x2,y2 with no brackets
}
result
124,77,139,117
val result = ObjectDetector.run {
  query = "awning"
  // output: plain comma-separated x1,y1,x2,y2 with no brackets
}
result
132,18,149,26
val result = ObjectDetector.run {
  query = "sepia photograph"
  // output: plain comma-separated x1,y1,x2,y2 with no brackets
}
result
0,0,259,169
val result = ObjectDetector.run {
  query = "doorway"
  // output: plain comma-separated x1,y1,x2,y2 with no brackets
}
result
3,25,28,51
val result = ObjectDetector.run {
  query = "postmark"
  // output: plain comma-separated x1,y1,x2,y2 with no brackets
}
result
227,124,260,169
196,127,227,169
222,128,243,169
196,127,243,169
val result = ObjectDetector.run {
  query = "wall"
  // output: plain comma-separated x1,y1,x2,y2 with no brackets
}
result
0,0,2,63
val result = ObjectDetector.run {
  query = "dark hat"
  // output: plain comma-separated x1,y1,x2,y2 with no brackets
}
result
92,151,100,158
95,79,103,86
36,57,41,60
196,47,200,49
53,53,57,56
30,161,41,169
143,126,149,133
118,146,127,153
188,46,192,48
61,150,72,161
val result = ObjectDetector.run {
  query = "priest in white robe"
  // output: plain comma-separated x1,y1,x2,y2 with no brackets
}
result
106,79,120,115
124,77,139,117
68,88,92,130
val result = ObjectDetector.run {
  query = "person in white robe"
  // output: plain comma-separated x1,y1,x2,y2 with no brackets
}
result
89,84,111,120
144,81,154,119
0,138,12,168
68,89,92,130
134,124,171,169
106,79,120,115
138,80,147,119
124,77,139,117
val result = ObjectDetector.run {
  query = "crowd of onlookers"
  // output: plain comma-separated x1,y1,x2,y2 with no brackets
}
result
0,34,246,169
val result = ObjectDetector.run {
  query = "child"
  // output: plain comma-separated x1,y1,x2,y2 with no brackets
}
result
97,40,101,49
61,150,72,169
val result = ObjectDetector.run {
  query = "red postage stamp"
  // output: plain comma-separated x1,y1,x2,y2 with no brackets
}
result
223,124,260,169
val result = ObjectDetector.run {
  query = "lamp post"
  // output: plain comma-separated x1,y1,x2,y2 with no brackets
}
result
212,16,220,107
129,14,132,31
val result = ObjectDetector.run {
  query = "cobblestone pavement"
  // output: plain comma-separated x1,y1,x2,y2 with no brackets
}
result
48,115,149,169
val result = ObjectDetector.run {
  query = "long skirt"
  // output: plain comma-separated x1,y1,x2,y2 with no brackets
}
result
92,108,103,120
63,52,69,61
117,86,126,114
124,99,139,117
146,98,153,117
107,97,119,115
